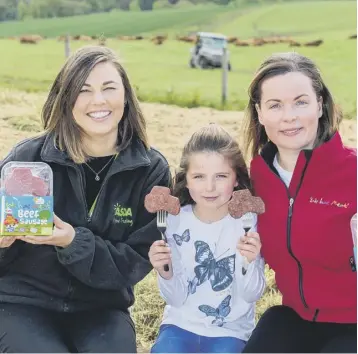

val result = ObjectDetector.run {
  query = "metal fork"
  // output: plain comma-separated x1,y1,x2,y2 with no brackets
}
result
156,210,169,272
241,212,256,275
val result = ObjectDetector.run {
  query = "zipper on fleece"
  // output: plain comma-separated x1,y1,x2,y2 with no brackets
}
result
313,309,319,321
81,153,119,224
87,162,145,223
264,156,310,309
287,197,308,308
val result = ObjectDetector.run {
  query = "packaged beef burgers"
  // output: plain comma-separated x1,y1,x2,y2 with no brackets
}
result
0,162,54,236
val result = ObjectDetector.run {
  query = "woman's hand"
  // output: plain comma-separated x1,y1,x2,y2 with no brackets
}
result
17,215,75,248
237,231,262,263
0,236,17,249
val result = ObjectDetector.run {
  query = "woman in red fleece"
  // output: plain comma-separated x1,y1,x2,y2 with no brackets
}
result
242,52,357,353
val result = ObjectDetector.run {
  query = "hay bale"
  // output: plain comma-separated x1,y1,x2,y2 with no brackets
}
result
133,271,165,350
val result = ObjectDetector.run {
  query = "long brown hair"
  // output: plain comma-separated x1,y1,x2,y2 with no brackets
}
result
42,45,148,163
173,124,252,206
243,52,342,159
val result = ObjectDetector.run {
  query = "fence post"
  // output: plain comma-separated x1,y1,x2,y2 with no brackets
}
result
65,34,70,58
221,43,228,106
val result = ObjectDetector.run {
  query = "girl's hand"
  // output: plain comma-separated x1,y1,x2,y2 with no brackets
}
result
237,231,262,263
148,240,173,279
17,214,75,248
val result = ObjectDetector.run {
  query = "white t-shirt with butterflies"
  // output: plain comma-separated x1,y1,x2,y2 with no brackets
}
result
157,204,266,341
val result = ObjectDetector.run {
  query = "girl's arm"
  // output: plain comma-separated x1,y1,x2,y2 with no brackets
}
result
235,252,266,303
156,232,189,307
236,216,266,303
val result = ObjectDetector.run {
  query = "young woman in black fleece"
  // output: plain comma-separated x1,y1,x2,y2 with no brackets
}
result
0,46,171,353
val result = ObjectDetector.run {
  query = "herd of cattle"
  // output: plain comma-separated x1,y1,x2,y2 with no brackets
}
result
3,33,357,47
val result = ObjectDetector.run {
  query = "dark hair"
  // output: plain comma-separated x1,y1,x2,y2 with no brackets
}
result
173,124,252,206
243,52,342,159
42,45,148,163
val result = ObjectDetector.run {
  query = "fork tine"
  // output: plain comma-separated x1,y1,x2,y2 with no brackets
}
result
159,209,163,224
157,209,164,225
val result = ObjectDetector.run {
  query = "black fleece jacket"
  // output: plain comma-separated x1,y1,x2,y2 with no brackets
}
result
0,133,171,312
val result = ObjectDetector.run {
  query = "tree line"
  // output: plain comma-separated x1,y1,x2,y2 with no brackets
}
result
0,0,348,21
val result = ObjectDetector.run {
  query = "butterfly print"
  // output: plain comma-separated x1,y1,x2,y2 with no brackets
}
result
199,295,232,327
173,229,190,246
188,241,235,294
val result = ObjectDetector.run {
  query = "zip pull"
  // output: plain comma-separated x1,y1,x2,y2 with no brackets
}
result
349,256,356,272
288,198,294,217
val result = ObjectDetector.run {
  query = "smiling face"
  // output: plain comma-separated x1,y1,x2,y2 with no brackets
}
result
186,151,238,214
72,61,125,139
256,72,323,152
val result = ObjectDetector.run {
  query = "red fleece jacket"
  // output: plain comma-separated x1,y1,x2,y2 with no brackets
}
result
251,132,357,323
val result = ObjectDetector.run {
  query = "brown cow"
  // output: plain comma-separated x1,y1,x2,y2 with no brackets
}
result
234,39,250,47
176,35,196,43
19,35,42,44
304,39,323,47
289,40,301,47
252,37,267,46
227,36,238,43
151,35,167,45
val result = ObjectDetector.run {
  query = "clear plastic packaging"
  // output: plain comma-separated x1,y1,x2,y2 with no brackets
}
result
1,162,53,197
0,162,54,236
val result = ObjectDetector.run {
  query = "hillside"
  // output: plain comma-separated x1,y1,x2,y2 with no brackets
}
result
217,1,357,39
0,1,355,38
0,4,239,37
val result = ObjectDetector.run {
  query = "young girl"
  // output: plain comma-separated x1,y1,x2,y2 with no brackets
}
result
148,124,266,353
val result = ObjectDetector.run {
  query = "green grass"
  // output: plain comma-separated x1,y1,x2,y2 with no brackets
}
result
0,1,356,118
0,4,242,38
0,1,355,39
0,35,356,117
218,1,357,38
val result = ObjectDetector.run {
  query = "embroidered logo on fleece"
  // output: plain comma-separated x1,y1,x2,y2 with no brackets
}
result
309,197,350,209
113,203,133,226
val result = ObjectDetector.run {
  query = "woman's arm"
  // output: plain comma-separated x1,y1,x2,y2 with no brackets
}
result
56,165,172,290
0,148,25,267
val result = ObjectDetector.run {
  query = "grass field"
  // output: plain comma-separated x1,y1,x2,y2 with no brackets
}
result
0,1,355,39
0,4,240,37
0,35,356,117
218,1,356,38
0,1,356,117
